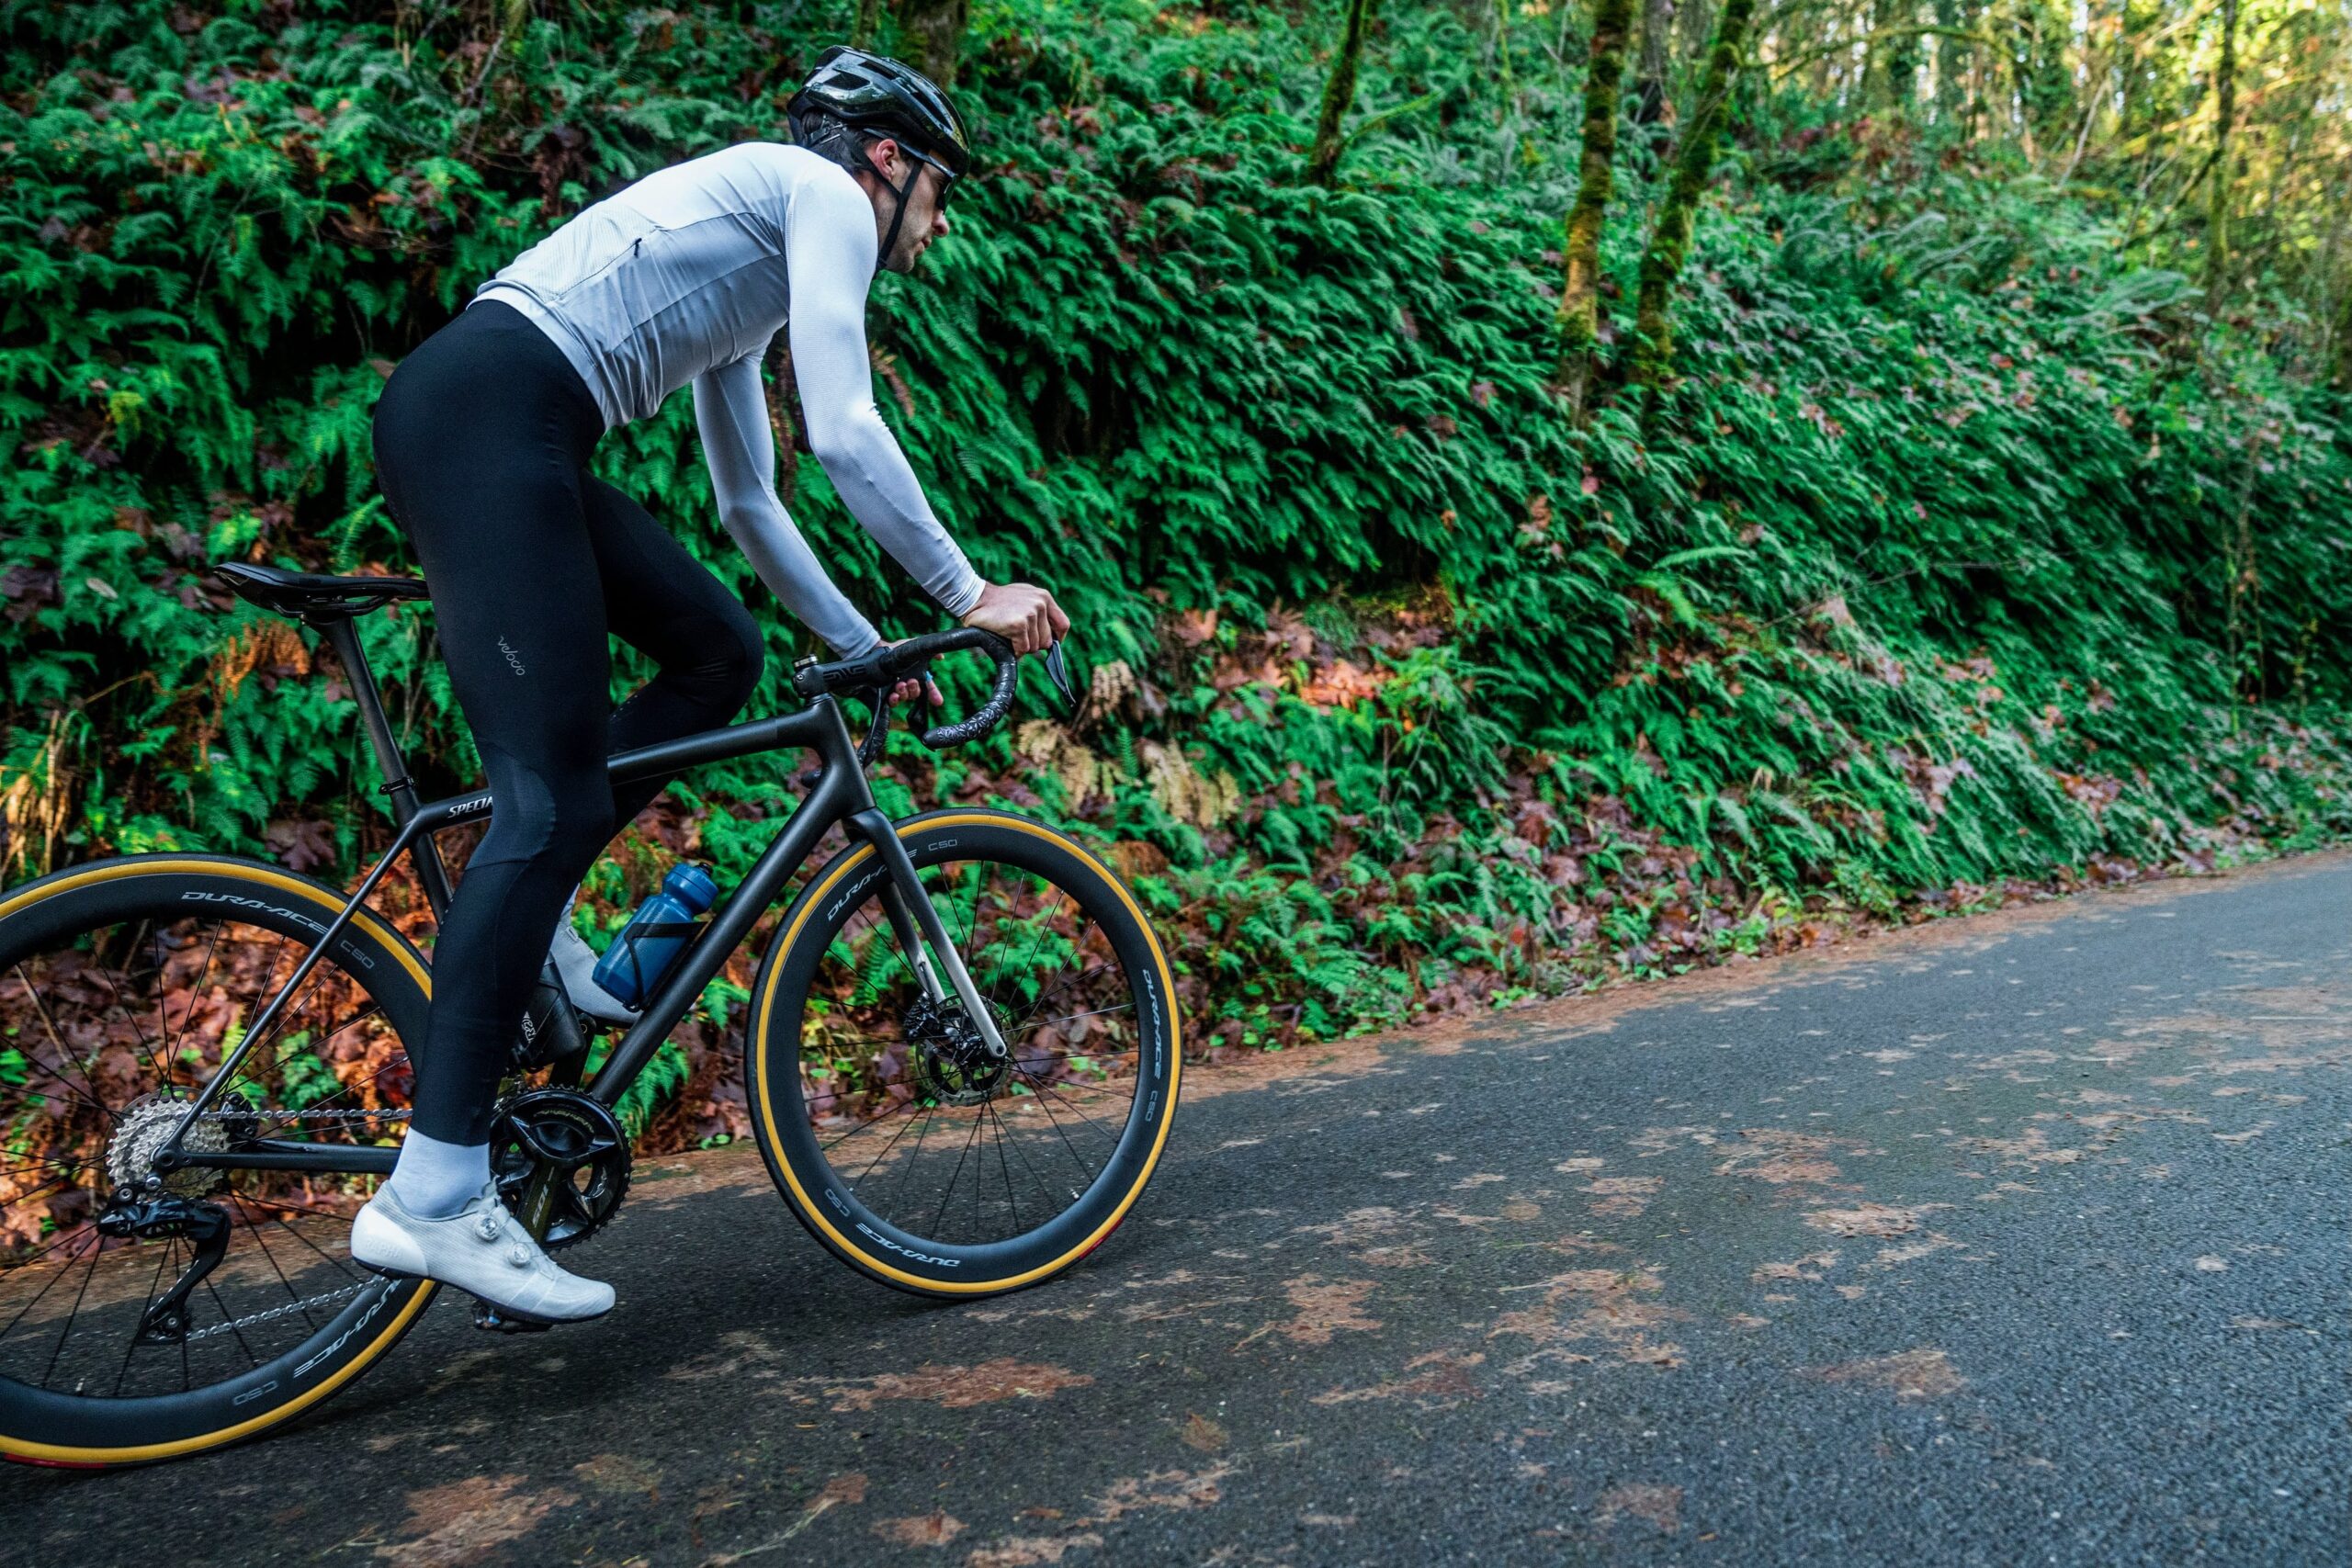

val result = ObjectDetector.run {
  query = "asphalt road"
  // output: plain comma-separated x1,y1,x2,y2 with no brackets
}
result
6,853,2347,1566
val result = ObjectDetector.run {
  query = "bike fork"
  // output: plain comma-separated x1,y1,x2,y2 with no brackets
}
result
847,810,1009,1060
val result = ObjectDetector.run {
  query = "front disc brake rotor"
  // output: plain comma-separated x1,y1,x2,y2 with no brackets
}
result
902,996,1012,1106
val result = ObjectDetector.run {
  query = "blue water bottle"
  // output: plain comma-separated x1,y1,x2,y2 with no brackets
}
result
593,864,718,1008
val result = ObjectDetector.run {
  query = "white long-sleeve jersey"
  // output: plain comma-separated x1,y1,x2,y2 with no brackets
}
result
477,141,982,656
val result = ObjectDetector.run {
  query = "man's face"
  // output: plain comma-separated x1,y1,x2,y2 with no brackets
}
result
869,139,952,275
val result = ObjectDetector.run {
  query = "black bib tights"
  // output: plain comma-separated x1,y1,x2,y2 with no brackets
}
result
372,301,763,1145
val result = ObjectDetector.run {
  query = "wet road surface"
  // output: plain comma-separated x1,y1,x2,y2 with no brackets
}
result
6,852,2346,1565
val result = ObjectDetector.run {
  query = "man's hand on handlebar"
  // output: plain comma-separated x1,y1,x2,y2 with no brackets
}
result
961,581,1069,657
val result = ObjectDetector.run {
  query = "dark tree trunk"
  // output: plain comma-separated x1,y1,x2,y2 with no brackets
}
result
892,0,967,86
1630,0,1757,392
1307,0,1382,186
1558,0,1639,414
1932,0,1970,125
1868,0,1923,111
2206,0,2239,296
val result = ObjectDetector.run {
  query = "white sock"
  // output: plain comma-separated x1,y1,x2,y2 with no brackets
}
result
386,1130,492,1220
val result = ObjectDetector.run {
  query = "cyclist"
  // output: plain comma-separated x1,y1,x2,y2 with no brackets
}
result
351,48,1068,1323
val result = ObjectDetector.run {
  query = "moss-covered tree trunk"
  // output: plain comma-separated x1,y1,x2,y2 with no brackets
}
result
2205,0,2239,296
1307,0,1381,186
1630,0,1756,392
853,0,886,49
892,0,967,85
1933,0,1971,124
1869,0,1923,111
1678,0,1714,67
1557,0,1638,415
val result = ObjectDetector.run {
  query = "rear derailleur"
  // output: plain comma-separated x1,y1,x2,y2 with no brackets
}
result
96,1197,229,1345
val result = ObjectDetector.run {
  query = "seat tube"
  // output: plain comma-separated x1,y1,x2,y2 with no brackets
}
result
322,616,457,916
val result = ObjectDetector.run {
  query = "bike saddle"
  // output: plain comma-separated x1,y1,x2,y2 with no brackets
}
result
212,561,428,625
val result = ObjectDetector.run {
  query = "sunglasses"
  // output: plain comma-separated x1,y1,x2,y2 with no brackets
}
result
901,146,959,209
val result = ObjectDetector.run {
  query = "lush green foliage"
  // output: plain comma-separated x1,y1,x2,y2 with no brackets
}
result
4,1,2348,1144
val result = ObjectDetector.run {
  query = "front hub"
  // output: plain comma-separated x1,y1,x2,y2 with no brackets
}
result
901,996,1012,1106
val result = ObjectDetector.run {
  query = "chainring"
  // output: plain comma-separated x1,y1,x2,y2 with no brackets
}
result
489,1088,631,1250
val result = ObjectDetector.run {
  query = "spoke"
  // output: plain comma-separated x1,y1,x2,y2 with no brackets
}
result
820,1093,922,1154
36,1231,103,1388
217,929,299,1094
11,964,118,1123
225,959,341,1100
1007,1066,1108,1184
1030,1002,1136,1033
0,1171,92,1224
0,1217,103,1292
250,1001,390,1116
985,886,1067,1011
927,1108,987,1240
166,917,231,1072
91,935,172,1093
235,1203,318,1325
888,1089,942,1217
0,1226,97,1344
986,1098,1022,1236
112,1242,175,1396
1012,1062,1123,1144
199,1272,261,1368
847,1096,931,1194
227,1193,362,1281
0,1154,91,1183
992,1089,1060,1218
1011,961,1121,1033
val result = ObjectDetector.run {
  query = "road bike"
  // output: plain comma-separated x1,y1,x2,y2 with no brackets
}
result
0,562,1180,1467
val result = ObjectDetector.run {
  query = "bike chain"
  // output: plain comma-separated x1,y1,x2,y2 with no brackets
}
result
191,1105,412,1124
183,1280,377,1342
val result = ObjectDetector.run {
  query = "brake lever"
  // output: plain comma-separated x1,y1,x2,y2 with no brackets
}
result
1044,638,1081,722
859,684,892,766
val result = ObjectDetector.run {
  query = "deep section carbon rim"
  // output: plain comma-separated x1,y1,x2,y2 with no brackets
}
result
758,817,1178,1291
0,861,431,1461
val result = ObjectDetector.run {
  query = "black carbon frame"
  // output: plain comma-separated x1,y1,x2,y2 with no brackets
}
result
160,679,975,1181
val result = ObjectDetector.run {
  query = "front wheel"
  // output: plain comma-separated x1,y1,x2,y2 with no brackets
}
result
747,811,1181,1297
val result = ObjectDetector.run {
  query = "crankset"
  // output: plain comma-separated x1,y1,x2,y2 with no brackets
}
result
96,1197,231,1345
489,1088,631,1251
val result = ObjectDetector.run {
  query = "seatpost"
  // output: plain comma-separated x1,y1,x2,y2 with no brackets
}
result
320,615,457,918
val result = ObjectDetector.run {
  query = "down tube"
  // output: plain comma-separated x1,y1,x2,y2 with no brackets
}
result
584,774,863,1101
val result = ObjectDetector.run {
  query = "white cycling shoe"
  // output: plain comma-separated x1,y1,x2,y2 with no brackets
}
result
351,1183,616,1324
549,919,640,1025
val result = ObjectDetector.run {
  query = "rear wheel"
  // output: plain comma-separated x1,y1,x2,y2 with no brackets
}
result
0,856,436,1467
748,812,1181,1297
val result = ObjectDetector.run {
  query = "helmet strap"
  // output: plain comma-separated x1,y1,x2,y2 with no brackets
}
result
875,161,922,270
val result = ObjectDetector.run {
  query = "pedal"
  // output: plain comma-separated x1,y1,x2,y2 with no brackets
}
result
470,1298,555,1334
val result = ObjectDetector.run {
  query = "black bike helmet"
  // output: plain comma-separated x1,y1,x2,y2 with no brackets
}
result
789,46,970,175
789,47,971,265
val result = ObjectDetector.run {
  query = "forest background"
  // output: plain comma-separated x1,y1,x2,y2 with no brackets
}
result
5,0,2350,1148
